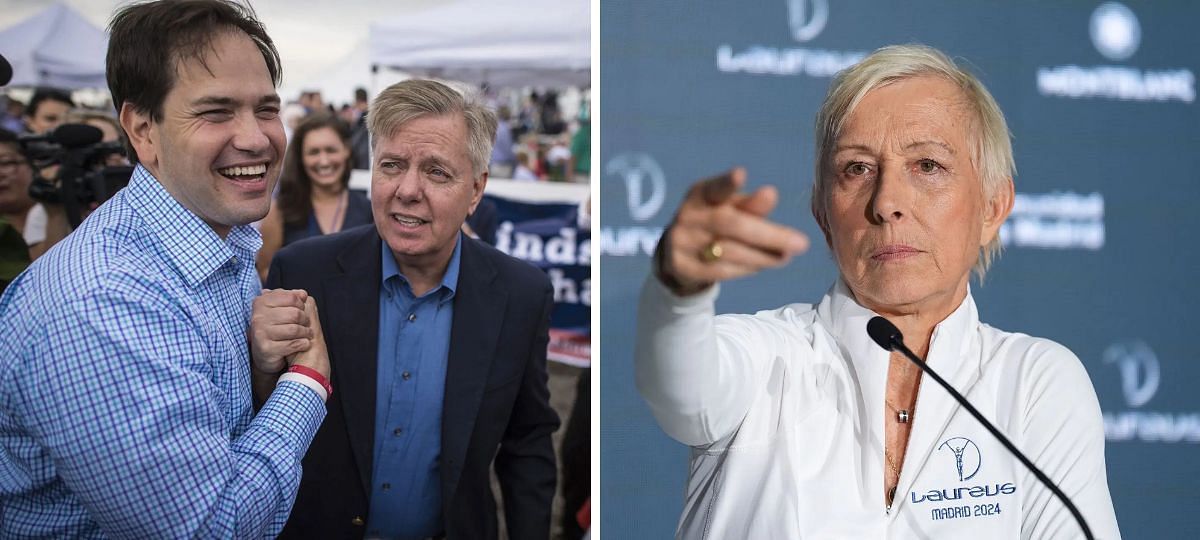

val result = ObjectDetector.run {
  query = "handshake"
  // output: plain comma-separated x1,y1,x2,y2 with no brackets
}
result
248,289,331,402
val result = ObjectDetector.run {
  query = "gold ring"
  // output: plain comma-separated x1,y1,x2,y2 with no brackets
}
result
700,241,724,263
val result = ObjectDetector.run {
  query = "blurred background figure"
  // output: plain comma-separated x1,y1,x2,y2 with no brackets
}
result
350,86,371,170
0,128,35,291
513,149,539,181
256,113,371,281
539,90,565,135
568,94,589,184
545,136,571,182
22,87,73,134
281,101,307,142
298,89,326,115
0,95,24,132
490,105,517,178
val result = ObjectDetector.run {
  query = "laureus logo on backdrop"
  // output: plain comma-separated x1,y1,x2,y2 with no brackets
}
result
1102,340,1200,443
786,0,828,42
1038,2,1195,103
600,153,667,257
716,0,865,77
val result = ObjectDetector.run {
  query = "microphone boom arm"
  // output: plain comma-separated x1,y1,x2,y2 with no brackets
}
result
870,316,1095,540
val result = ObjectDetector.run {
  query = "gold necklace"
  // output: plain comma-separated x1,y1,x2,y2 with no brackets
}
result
885,449,902,477
884,451,901,507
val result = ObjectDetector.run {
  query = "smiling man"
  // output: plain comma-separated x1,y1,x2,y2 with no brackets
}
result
266,79,560,540
0,1,331,537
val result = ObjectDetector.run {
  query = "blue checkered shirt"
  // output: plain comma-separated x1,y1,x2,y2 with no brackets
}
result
0,166,326,538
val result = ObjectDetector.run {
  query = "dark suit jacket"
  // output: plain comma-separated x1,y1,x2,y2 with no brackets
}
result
269,224,559,539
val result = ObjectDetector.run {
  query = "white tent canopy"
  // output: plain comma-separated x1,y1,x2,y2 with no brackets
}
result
0,2,108,89
368,0,589,88
280,39,377,106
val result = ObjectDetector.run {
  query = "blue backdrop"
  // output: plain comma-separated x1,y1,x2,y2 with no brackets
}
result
599,1,1199,537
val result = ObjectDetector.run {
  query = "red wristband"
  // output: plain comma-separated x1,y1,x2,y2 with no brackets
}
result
288,365,333,398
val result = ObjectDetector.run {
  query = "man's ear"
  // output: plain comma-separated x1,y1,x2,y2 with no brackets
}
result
119,102,156,169
981,177,1015,246
468,170,489,215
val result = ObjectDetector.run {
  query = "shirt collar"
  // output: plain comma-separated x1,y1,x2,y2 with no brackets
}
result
125,165,262,287
379,232,463,301
815,279,980,443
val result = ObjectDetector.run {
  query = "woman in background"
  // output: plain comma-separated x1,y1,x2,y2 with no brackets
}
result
257,114,371,281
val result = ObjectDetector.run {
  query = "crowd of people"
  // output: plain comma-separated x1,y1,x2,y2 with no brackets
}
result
486,89,591,184
0,87,131,291
0,70,590,287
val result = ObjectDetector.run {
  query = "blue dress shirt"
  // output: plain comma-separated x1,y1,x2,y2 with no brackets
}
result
0,166,326,538
367,235,462,539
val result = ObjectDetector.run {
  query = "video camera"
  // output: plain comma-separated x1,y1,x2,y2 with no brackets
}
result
19,123,133,228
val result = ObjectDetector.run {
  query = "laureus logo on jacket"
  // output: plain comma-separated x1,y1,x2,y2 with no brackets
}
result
910,436,1016,507
938,437,982,482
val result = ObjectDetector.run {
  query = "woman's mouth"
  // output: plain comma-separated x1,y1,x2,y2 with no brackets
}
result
871,244,921,261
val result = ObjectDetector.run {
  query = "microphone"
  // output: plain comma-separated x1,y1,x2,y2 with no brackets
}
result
0,53,11,87
52,123,105,149
866,316,1094,540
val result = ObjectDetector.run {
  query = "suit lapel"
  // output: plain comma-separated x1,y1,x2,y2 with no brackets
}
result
323,227,383,495
441,237,506,502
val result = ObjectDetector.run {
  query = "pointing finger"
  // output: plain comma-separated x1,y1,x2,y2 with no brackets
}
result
696,167,747,206
734,185,778,218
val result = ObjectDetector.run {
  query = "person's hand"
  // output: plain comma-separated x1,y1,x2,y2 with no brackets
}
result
287,296,330,380
248,289,312,376
655,168,810,296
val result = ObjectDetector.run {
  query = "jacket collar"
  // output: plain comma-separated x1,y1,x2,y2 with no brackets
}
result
816,279,981,510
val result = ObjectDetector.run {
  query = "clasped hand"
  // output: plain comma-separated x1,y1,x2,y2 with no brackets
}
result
249,289,330,379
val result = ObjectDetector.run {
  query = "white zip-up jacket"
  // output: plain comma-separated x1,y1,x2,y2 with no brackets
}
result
635,277,1121,539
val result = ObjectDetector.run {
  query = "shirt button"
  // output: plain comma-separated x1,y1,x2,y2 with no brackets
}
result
408,313,416,322
351,516,364,526
382,483,391,490
402,371,411,380
394,427,403,436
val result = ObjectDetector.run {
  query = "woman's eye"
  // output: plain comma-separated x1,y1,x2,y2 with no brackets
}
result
917,159,942,173
845,163,870,176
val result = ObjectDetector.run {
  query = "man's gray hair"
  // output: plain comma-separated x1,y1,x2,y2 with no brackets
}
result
812,44,1015,280
366,79,498,176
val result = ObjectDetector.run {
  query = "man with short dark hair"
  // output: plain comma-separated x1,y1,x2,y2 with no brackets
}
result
350,86,371,169
271,79,559,540
23,87,73,134
0,1,330,536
